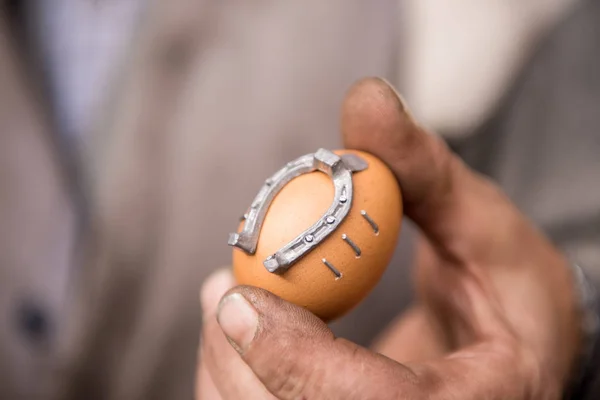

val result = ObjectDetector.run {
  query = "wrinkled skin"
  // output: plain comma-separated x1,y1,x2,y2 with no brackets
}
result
196,78,582,400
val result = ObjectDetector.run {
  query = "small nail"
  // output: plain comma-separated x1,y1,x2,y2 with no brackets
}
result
217,293,258,353
200,268,235,318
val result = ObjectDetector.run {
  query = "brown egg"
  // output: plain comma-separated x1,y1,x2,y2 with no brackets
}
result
230,149,402,321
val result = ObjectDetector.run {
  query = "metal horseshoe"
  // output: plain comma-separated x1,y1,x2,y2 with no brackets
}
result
228,149,368,274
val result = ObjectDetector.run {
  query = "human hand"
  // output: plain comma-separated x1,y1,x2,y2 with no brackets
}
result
197,78,582,400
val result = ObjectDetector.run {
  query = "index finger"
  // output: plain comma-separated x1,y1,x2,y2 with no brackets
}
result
341,78,518,260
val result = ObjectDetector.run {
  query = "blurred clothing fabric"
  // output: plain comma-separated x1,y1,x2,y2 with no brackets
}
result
24,0,145,142
1,2,402,399
402,0,579,135
0,0,599,400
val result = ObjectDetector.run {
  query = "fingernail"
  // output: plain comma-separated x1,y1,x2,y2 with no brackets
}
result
217,293,258,353
375,77,414,120
200,268,235,317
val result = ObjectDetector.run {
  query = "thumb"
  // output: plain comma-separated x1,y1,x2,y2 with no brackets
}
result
216,285,533,400
216,286,422,400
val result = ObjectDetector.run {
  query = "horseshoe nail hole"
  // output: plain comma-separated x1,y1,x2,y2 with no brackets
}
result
304,235,314,243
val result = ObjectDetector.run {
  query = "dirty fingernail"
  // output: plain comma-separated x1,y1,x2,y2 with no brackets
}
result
375,77,413,117
217,293,258,353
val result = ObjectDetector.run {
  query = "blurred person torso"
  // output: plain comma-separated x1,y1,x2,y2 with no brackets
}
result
0,2,402,399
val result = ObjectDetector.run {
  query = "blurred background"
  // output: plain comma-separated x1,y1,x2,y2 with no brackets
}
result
0,0,598,399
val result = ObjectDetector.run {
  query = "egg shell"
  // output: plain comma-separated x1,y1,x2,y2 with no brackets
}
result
233,149,402,321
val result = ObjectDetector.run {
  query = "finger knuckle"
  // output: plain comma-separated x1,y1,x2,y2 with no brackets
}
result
518,346,562,400
265,352,315,399
488,338,561,400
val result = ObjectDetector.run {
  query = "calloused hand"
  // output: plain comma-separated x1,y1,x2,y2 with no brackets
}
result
196,78,582,400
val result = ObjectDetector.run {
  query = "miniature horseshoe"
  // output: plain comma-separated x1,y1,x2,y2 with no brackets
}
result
228,148,368,273
228,148,402,321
